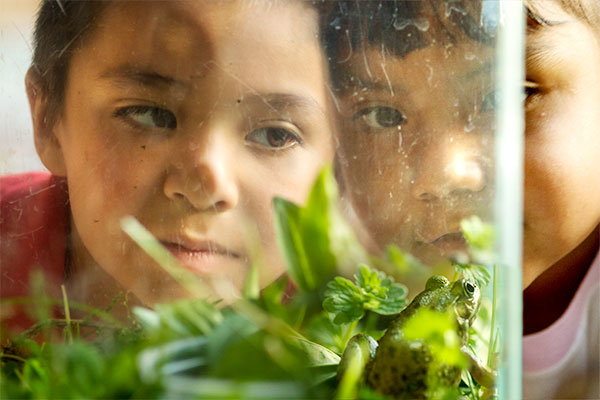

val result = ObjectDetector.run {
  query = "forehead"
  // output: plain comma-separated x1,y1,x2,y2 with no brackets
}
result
70,0,326,97
337,38,492,99
78,1,322,84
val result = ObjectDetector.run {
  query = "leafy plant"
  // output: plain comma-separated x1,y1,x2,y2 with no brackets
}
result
323,264,407,325
1,167,498,400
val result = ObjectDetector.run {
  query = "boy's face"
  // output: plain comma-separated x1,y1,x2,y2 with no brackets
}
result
522,3,600,287
38,1,333,304
335,20,495,266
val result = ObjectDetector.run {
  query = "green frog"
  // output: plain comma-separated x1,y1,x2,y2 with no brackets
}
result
338,275,495,399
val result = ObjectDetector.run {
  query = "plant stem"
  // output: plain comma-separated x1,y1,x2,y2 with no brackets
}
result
365,311,377,334
3,297,124,327
0,353,28,363
342,320,358,348
61,285,73,344
465,370,478,400
452,268,461,282
487,264,498,367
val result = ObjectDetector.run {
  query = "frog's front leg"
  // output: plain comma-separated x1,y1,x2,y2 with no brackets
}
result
338,334,378,382
461,345,497,388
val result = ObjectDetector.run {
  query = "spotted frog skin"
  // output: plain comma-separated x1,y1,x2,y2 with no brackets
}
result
339,275,494,399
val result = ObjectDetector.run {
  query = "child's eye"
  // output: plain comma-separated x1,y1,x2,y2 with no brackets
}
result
524,80,541,103
482,82,539,112
115,106,177,129
246,126,301,150
353,106,407,130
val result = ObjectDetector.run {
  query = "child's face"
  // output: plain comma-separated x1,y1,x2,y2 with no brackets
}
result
37,1,333,304
522,3,600,287
335,22,494,266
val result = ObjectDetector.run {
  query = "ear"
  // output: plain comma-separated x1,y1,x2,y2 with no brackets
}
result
25,67,67,176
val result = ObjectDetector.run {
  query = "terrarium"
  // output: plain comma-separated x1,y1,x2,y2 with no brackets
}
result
1,1,524,399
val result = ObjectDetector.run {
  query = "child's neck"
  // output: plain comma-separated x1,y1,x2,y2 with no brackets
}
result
523,226,599,334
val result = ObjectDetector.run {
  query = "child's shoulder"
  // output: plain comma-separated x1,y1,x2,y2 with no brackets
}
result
1,171,57,198
1,171,69,295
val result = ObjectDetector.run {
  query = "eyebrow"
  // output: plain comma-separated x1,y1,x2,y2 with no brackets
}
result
335,60,492,97
98,66,189,90
244,92,326,116
98,66,325,115
334,75,406,97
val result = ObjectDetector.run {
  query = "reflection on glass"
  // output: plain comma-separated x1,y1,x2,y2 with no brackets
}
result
326,1,496,274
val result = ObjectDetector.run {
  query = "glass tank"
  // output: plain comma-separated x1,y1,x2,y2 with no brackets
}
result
1,1,525,399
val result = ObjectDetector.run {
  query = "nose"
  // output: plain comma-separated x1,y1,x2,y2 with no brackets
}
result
163,130,239,212
410,132,487,201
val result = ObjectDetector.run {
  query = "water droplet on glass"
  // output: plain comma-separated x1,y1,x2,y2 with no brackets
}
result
464,115,475,133
393,18,411,30
397,127,403,152
393,17,430,32
445,1,468,18
414,17,430,31
189,141,201,151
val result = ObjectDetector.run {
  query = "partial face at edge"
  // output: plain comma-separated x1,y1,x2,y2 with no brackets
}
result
41,1,334,305
522,2,600,287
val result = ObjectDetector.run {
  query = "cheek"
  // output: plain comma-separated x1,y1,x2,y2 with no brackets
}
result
65,139,167,245
524,122,600,247
340,138,412,216
240,150,325,232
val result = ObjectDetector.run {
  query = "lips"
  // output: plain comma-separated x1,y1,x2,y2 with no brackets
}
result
428,232,469,259
160,237,241,274
414,228,469,259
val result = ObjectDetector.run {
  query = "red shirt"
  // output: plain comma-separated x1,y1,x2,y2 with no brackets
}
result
1,172,69,339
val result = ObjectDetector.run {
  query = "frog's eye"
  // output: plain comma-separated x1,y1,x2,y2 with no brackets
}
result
463,281,476,296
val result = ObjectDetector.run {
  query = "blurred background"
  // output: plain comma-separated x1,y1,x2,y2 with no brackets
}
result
0,0,45,174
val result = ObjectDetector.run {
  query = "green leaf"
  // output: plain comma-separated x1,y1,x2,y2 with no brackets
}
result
386,245,427,275
273,197,317,291
402,308,467,369
323,265,407,325
243,262,260,300
296,338,340,367
453,263,492,288
303,312,347,354
134,299,223,340
460,216,495,264
273,167,367,292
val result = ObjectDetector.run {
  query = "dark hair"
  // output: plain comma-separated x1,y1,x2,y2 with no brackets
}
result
31,1,107,123
31,0,331,124
321,1,497,89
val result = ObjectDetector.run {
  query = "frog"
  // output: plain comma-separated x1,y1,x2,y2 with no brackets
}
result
338,275,496,399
